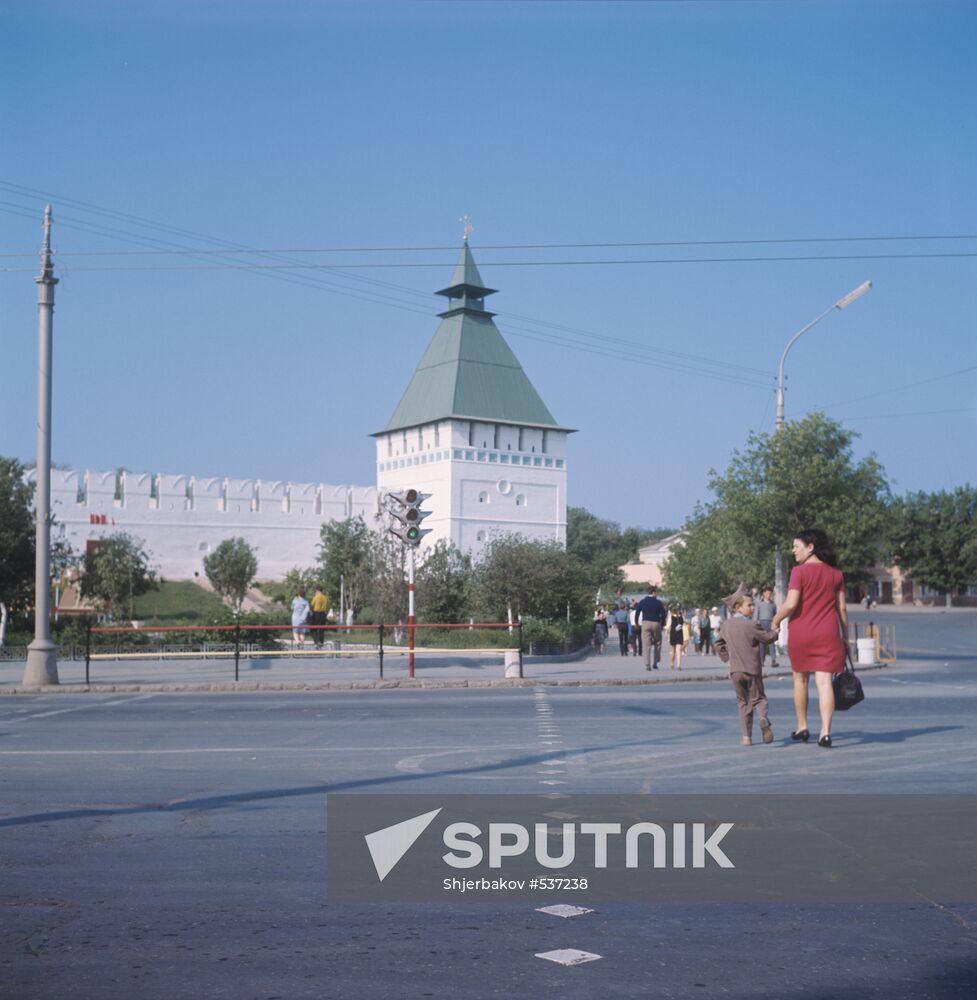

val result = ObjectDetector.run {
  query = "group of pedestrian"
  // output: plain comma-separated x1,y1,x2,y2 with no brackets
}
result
592,527,851,749
596,591,729,670
290,586,340,647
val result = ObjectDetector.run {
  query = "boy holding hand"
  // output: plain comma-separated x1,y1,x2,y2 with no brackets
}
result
715,583,779,746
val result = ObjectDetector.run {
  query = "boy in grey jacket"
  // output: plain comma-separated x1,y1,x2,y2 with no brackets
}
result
715,583,779,746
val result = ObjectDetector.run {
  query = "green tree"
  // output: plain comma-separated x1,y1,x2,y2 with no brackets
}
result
474,535,589,623
0,457,36,612
662,507,737,607
203,537,258,613
664,413,891,599
367,531,409,627
80,532,159,620
317,516,373,615
416,540,473,623
281,567,320,604
891,486,977,607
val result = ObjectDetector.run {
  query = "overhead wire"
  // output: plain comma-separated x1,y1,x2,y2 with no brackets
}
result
3,250,977,271
0,192,774,387
0,179,970,400
817,363,977,411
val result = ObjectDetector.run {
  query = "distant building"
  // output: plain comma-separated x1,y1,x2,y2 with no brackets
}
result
374,241,574,556
619,532,687,589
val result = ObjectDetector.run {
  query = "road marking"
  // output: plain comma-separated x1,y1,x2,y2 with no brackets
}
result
537,904,593,918
0,743,545,757
535,948,602,965
4,694,154,723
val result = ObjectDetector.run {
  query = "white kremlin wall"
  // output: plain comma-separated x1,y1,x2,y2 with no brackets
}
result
36,467,381,580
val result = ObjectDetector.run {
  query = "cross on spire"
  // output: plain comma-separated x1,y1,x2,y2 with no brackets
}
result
459,213,474,242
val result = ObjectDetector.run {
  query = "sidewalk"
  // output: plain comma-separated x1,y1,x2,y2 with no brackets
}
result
0,644,887,694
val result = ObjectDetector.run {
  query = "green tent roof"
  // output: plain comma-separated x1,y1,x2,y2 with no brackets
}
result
378,245,573,434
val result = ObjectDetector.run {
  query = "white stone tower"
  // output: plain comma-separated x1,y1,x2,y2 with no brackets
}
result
374,241,573,557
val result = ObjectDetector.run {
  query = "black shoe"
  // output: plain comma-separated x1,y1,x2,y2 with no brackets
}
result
818,734,832,748
791,729,810,742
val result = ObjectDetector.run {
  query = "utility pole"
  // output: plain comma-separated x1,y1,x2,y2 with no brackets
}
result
24,206,60,687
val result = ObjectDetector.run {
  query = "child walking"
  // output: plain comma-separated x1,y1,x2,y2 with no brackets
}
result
715,583,779,746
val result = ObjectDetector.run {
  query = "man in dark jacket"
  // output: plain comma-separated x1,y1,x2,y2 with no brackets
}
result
633,585,667,670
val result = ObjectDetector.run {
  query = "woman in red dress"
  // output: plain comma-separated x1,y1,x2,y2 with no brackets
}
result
771,529,849,748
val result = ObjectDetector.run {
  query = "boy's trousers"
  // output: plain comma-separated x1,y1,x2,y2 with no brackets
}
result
730,671,769,738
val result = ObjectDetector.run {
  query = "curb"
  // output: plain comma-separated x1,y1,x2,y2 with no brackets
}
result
0,663,891,696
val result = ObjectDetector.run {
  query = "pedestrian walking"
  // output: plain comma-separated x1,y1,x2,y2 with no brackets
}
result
752,586,779,667
613,603,630,656
708,607,723,653
291,588,310,646
771,528,849,748
309,585,331,648
633,585,667,670
628,604,642,657
592,610,609,654
715,583,778,746
667,605,685,671
696,608,711,654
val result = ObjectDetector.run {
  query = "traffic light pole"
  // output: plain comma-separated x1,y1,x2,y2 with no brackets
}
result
408,545,416,678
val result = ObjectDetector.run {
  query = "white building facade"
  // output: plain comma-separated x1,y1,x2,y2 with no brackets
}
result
39,467,380,580
374,242,573,557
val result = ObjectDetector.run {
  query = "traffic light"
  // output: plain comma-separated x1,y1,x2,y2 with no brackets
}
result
386,488,432,546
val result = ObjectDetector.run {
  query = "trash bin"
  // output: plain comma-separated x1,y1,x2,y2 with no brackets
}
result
856,637,876,665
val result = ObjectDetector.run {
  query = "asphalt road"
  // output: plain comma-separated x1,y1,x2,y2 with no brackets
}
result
2,611,976,998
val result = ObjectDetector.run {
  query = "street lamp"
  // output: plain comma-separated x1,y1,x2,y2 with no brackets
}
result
775,280,872,431
773,280,872,607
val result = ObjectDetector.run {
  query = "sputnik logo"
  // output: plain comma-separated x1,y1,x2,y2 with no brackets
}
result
364,808,442,881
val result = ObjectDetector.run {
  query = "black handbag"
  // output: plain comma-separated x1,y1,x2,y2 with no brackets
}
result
832,649,865,711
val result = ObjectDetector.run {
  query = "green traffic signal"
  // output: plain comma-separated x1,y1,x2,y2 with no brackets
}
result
406,526,420,541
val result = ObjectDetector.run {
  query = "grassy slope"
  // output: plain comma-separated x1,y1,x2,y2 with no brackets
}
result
130,581,228,624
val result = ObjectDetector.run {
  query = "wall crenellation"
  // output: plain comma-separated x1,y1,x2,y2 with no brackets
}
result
33,467,382,580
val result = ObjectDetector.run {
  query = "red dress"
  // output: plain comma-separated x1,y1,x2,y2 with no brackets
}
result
787,561,846,674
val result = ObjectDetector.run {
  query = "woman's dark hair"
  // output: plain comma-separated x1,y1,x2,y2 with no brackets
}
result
795,528,837,567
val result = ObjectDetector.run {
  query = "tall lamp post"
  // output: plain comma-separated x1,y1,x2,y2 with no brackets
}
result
773,280,872,604
775,281,872,431
23,207,60,687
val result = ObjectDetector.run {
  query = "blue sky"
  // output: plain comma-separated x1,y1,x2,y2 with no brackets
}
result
2,0,975,532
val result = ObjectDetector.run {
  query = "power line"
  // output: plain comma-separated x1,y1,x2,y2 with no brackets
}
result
1,181,965,399
4,251,977,273
820,363,977,410
2,231,976,258
843,406,975,421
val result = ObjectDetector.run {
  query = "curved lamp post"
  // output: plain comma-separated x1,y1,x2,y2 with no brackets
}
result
773,280,872,607
775,280,872,431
